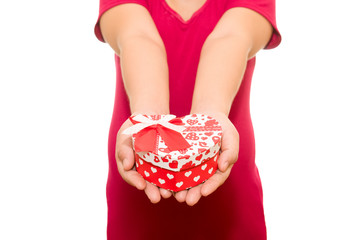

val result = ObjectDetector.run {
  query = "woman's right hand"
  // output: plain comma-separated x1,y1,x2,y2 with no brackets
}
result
115,116,173,203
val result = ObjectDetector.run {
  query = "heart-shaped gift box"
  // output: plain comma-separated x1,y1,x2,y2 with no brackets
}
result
122,113,223,192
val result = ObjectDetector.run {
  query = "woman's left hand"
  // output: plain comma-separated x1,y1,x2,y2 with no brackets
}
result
173,111,239,206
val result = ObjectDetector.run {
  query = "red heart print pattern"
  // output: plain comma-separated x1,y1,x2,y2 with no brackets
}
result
212,136,221,144
198,148,207,154
205,119,217,126
195,155,202,161
185,132,199,140
180,161,195,170
178,148,188,154
150,115,161,120
186,119,198,125
132,113,222,177
178,155,191,160
161,155,170,162
134,151,219,191
169,160,178,169
199,142,207,147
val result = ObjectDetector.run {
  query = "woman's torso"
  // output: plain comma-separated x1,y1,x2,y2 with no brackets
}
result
107,0,264,239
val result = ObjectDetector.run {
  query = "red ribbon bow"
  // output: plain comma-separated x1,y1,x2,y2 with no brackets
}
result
126,115,191,153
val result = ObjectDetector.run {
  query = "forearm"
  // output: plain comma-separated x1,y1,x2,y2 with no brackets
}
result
190,35,251,116
120,36,170,115
99,4,170,115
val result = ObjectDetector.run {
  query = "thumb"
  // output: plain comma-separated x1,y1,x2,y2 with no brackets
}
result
117,125,136,171
217,149,236,172
118,137,135,171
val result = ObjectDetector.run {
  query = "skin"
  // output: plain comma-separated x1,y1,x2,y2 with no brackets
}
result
99,2,273,205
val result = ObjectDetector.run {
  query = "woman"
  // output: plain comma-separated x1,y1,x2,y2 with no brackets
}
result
94,0,282,239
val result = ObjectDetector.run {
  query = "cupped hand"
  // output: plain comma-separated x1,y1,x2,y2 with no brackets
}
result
115,116,173,203
174,111,239,206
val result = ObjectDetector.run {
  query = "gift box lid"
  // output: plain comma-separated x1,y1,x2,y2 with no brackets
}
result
130,113,222,172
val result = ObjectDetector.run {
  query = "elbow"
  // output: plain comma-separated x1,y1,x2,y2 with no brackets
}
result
204,33,253,60
120,33,166,54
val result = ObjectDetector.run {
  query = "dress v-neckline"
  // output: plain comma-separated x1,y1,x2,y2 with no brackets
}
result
162,0,211,25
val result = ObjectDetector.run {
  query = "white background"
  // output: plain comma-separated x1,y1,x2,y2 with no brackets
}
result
0,0,359,239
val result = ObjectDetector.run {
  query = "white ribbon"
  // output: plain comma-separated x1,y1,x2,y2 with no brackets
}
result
121,114,186,135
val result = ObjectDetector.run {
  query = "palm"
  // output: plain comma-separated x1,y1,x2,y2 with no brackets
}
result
174,113,239,206
115,118,173,203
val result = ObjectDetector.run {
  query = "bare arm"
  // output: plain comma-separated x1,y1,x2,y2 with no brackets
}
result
99,4,170,114
175,7,274,205
191,7,273,115
99,4,172,202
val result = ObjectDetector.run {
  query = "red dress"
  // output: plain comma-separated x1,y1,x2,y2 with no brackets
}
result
94,0,281,239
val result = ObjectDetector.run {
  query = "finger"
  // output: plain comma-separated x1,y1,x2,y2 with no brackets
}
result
174,190,187,203
217,127,239,172
217,149,237,172
117,159,146,190
201,166,233,197
116,135,135,171
159,188,172,199
186,184,203,206
144,181,161,204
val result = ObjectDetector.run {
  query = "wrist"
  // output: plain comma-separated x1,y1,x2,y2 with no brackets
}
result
131,106,170,116
190,105,229,118
130,98,169,116
190,109,229,125
128,92,169,116
190,95,232,116
131,109,170,116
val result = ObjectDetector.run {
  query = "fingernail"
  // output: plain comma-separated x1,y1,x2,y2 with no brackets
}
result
137,181,145,190
201,187,209,197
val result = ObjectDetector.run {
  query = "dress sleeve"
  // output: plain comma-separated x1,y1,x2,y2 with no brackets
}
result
94,0,149,43
224,0,282,49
